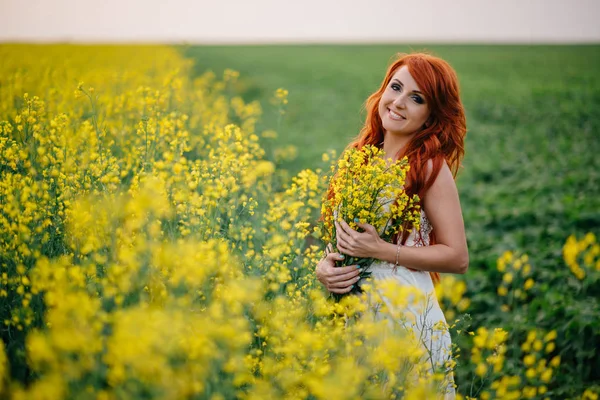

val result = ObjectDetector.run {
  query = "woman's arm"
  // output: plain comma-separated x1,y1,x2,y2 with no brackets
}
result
335,161,469,274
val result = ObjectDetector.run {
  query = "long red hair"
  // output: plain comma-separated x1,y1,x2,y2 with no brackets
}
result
346,52,467,283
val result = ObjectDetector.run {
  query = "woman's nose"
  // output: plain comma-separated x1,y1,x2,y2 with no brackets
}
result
392,94,406,108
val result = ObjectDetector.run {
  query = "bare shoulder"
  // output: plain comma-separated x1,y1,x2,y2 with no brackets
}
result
426,159,456,194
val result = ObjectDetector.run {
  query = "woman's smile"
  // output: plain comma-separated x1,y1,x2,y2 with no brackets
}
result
387,108,406,121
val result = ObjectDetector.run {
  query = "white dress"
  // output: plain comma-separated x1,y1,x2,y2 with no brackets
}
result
359,211,456,397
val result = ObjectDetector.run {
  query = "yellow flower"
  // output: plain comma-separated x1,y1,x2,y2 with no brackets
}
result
544,330,557,342
525,368,536,379
522,386,537,399
523,354,536,367
473,327,489,348
524,278,534,290
475,363,487,377
583,389,599,400
274,88,289,105
540,368,553,383
492,328,508,346
513,259,522,270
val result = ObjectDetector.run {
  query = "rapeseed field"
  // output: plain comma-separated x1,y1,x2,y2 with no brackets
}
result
0,44,598,399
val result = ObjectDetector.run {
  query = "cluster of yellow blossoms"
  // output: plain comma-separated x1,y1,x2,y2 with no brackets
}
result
495,252,535,312
322,145,420,243
563,233,600,280
465,327,561,400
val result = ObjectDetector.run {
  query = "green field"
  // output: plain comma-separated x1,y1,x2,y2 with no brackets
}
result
185,44,600,392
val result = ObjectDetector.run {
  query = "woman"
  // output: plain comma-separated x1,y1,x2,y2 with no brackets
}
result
316,52,468,396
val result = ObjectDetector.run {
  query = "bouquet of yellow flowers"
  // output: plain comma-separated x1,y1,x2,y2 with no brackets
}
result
321,145,421,296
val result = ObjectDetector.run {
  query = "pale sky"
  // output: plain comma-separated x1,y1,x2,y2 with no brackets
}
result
1,0,599,43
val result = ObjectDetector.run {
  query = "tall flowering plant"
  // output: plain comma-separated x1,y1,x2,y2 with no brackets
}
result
321,145,421,296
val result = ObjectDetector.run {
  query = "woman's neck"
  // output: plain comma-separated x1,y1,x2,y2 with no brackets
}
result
382,132,413,161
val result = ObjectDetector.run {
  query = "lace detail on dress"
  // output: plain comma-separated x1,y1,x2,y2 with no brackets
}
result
415,211,433,247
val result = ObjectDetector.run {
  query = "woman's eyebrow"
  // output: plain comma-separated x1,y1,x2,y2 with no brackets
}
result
392,79,423,94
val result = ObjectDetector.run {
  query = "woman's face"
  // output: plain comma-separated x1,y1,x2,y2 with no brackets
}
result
378,65,430,138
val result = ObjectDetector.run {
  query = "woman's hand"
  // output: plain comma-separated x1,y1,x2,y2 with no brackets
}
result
315,248,362,294
335,219,384,259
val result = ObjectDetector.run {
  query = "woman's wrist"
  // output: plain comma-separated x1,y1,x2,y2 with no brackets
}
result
374,240,396,263
394,241,401,269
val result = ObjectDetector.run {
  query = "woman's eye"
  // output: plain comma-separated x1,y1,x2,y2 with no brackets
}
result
391,83,401,91
412,95,424,104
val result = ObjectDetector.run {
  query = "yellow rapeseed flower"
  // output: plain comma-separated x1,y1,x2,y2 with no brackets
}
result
475,363,488,377
524,278,534,290
523,354,536,367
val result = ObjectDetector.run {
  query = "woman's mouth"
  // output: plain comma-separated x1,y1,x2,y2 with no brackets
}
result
388,109,405,121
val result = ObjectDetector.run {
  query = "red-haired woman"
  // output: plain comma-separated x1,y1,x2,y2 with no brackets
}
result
316,52,468,397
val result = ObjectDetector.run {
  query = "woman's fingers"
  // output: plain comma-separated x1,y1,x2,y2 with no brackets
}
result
318,252,355,273
335,226,350,248
336,240,355,257
335,265,362,274
316,248,364,293
339,220,361,243
336,221,361,256
356,222,377,236
337,219,355,236
325,251,342,260
329,284,356,294
329,275,361,289
335,221,353,243
328,266,361,283
325,243,333,254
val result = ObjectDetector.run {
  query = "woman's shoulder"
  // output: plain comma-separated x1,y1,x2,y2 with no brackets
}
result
424,158,451,183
